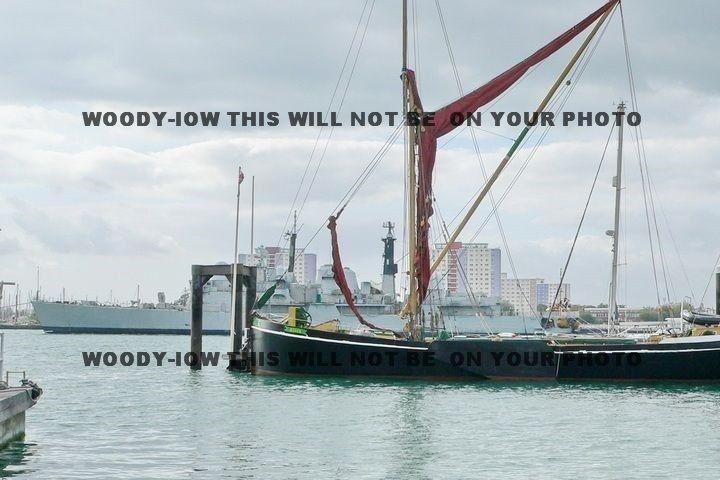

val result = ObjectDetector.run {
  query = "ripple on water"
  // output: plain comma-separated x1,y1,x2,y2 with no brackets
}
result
2,330,720,479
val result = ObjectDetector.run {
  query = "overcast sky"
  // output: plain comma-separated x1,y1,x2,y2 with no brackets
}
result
1,0,719,308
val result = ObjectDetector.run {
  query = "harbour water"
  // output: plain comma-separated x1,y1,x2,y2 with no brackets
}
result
2,330,720,479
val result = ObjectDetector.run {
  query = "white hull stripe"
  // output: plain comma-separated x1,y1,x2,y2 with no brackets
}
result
252,325,428,351
558,347,720,354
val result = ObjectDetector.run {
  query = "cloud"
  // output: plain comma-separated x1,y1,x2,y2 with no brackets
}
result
9,199,178,255
0,236,21,256
1,0,719,305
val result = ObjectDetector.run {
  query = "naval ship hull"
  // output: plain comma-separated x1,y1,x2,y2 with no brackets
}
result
32,301,230,334
243,318,720,381
33,299,551,336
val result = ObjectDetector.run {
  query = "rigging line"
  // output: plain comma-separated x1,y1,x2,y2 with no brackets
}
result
700,253,720,309
436,62,541,163
648,165,676,302
340,125,403,210
632,130,662,307
467,84,578,241
466,11,611,245
436,71,542,229
469,127,517,143
643,150,673,302
296,0,377,221
432,198,496,335
435,0,554,321
276,0,371,246
620,4,664,309
453,3,612,241
329,123,403,218
655,191,695,301
548,123,615,322
300,123,404,251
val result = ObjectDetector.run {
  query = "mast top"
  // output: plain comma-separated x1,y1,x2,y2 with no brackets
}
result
382,221,395,239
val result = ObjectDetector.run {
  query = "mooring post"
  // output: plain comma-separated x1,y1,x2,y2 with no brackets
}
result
715,266,720,315
244,265,257,346
190,265,204,370
230,265,244,355
226,264,257,372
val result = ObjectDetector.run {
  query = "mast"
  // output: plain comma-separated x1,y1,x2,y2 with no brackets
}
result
402,0,419,324
608,102,625,334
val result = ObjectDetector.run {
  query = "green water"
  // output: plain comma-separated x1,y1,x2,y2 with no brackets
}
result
1,330,720,479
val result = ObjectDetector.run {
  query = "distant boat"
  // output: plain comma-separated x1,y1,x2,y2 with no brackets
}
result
682,310,720,327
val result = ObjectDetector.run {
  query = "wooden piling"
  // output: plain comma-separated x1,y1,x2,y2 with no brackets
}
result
190,265,205,370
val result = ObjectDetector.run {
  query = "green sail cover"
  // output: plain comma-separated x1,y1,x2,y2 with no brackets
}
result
254,283,277,309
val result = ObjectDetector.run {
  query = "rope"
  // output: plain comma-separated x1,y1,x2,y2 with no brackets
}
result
620,3,664,312
464,8,613,244
547,123,615,322
296,0,377,220
434,0,539,323
276,0,374,247
300,123,404,251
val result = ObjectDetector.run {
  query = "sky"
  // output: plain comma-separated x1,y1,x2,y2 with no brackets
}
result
1,0,719,308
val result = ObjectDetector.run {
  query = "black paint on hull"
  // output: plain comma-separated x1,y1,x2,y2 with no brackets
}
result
237,319,720,381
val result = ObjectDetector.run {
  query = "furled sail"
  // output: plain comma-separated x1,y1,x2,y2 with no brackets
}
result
410,0,618,303
328,211,384,330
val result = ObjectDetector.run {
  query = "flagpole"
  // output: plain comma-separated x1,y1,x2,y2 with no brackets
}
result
250,175,255,265
230,166,243,350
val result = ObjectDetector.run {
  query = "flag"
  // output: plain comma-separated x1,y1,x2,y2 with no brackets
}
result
238,167,245,185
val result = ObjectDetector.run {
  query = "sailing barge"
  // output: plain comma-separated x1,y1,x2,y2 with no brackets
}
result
229,0,720,381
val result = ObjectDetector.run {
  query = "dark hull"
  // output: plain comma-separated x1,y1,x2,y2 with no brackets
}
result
556,342,720,381
235,320,720,381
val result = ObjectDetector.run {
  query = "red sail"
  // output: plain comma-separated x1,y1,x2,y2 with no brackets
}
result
328,212,384,330
411,0,618,302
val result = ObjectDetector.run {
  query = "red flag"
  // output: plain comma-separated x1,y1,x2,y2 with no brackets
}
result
238,167,245,185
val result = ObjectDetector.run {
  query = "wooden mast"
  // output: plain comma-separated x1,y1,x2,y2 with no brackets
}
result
402,0,419,324
429,4,616,277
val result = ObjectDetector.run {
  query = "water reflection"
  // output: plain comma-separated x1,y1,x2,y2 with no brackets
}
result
0,441,35,477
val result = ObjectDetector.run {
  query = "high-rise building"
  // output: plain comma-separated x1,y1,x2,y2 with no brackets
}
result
501,273,541,317
431,242,501,298
538,283,570,306
239,246,317,285
500,275,572,316
273,249,317,285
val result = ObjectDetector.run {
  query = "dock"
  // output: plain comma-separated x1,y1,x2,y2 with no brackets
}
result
0,387,40,448
0,333,42,449
189,263,256,371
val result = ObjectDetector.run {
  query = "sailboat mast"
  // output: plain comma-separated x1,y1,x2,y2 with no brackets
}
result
608,102,625,334
402,0,418,318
